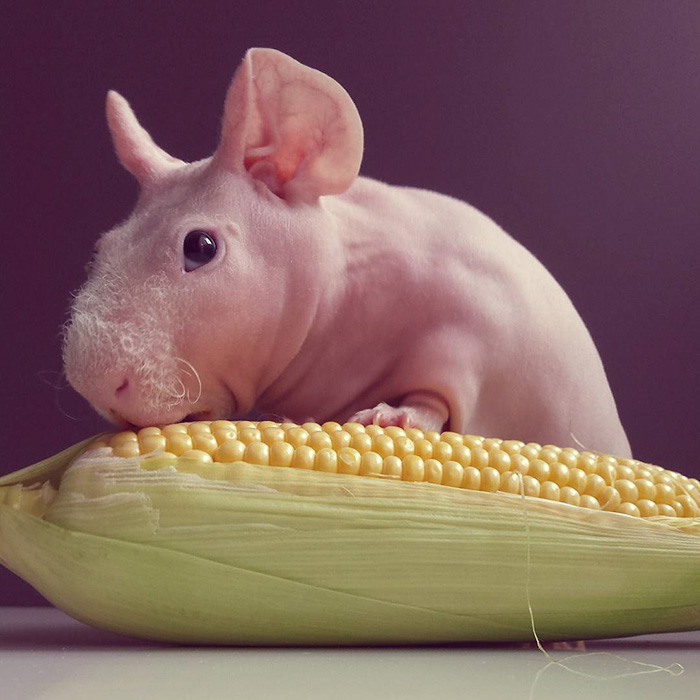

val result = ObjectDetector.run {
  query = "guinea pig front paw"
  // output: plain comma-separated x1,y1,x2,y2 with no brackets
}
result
349,403,439,431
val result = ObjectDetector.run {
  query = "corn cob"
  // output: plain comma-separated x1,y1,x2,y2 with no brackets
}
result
1,420,699,645
87,420,700,519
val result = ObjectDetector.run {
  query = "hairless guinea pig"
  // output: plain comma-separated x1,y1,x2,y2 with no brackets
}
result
62,47,631,457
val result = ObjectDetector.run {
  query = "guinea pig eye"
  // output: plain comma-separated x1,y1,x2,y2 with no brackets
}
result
183,230,217,272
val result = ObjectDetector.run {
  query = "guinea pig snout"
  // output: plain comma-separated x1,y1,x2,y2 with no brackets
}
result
63,316,185,426
62,270,196,425
64,320,194,426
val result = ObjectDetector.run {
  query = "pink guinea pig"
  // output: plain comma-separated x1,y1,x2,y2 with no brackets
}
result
62,47,631,457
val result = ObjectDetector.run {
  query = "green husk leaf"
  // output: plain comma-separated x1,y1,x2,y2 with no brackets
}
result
1,444,700,644
0,435,107,489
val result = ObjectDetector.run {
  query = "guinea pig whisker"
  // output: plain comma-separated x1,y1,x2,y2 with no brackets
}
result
162,377,187,411
175,357,203,405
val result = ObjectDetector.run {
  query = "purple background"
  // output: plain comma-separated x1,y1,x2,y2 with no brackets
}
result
2,1,698,604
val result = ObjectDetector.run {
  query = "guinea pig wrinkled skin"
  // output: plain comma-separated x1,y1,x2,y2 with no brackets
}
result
62,48,631,456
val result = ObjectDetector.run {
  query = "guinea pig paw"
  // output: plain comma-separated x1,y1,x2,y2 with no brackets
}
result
349,403,422,429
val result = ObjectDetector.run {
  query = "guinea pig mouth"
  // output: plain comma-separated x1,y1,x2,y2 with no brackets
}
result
109,410,139,431
183,410,212,422
109,408,213,429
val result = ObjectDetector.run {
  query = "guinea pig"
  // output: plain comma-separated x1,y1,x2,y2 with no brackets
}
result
62,47,631,457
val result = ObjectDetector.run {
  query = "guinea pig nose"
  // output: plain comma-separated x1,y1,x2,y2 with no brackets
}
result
115,378,129,395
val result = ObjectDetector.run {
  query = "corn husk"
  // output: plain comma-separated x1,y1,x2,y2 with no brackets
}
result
1,436,699,645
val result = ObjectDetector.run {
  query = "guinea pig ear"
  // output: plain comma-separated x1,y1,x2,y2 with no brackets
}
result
105,91,185,186
212,48,364,203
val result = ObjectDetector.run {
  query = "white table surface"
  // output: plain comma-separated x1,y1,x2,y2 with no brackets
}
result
1,607,698,700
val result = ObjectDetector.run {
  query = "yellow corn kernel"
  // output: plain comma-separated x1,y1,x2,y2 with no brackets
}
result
549,462,570,487
635,478,656,500
394,436,415,459
210,419,236,432
308,431,333,451
567,468,587,494
188,422,212,435
677,494,699,517
112,441,142,458
270,441,294,467
414,439,433,460
528,459,550,483
432,441,453,463
359,451,383,477
424,458,443,484
520,444,540,461
500,440,525,455
337,447,361,475
214,439,245,463
522,476,540,498
615,479,639,504
538,448,559,466
510,453,530,475
471,447,489,470
262,427,286,445
162,424,188,437
238,428,262,446
330,430,352,450
138,426,162,439
382,455,403,479
383,426,406,440
655,484,676,505
584,473,607,498
637,499,659,517
192,433,218,456
244,441,269,466
500,471,522,494
314,448,338,473
560,486,581,507
461,466,481,491
350,433,372,453
423,430,442,445
463,435,484,449
292,445,316,470
402,455,425,482
404,427,425,441
442,432,464,447
599,486,622,512
480,467,500,493
140,434,167,454
286,427,310,448
577,453,597,474
594,462,616,485
442,461,464,488
110,431,138,446
540,481,561,502
488,450,510,474
371,434,395,458
557,451,578,470
580,494,601,510
617,502,641,518
166,432,194,456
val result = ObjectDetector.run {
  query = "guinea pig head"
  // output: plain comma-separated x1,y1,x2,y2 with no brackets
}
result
62,48,363,427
